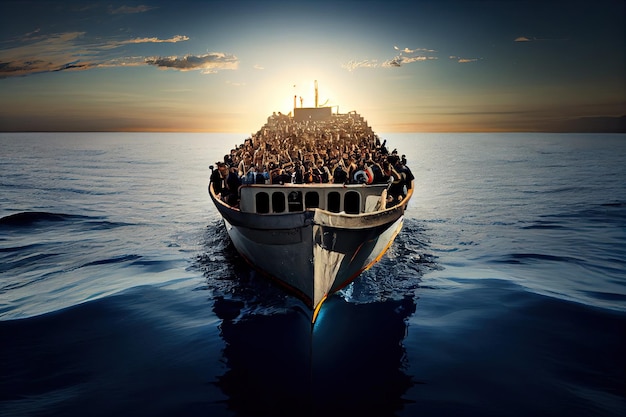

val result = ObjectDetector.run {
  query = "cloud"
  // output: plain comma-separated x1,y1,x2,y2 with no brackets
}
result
0,58,92,77
0,31,215,78
120,35,189,44
394,46,436,54
95,56,148,68
90,35,189,51
343,46,437,71
514,36,567,43
382,54,437,68
145,53,238,74
341,59,379,71
382,58,402,68
0,32,92,77
253,64,264,70
449,55,480,63
21,28,42,39
4,30,188,48
109,5,155,14
381,45,437,67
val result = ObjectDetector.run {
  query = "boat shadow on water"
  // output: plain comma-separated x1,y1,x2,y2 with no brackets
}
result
195,218,436,416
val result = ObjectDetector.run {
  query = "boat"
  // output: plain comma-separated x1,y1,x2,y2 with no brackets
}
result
208,84,413,321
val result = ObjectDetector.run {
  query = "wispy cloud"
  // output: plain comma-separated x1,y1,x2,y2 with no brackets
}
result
514,36,568,42
341,59,379,71
383,55,437,67
389,46,438,67
20,28,42,39
343,46,437,71
145,53,238,74
0,31,235,78
120,35,190,44
344,46,484,70
253,64,264,70
95,56,149,68
0,32,90,77
449,55,481,63
394,46,436,54
109,5,156,14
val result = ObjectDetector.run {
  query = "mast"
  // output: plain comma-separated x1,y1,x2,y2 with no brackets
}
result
314,80,318,108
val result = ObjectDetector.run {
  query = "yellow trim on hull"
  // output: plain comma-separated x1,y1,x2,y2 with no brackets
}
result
312,294,328,323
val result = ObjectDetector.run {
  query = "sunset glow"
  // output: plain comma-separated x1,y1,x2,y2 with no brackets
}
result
1,0,624,133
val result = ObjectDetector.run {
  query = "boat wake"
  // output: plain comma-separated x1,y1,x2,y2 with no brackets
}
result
339,218,438,304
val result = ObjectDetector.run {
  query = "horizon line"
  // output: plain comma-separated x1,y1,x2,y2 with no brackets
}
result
2,128,625,134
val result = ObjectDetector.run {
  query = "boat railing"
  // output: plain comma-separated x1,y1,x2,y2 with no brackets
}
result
238,184,390,215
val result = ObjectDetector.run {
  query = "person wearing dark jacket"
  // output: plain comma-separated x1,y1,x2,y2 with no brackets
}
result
394,159,414,190
210,162,228,195
333,163,348,184
222,166,241,206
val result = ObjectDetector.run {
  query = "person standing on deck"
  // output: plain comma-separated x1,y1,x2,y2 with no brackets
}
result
210,162,227,195
333,161,348,184
223,166,241,206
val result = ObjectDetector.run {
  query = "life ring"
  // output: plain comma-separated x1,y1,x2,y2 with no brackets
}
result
365,166,374,184
353,170,369,184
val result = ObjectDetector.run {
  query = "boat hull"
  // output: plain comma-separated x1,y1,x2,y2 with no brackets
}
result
209,183,410,315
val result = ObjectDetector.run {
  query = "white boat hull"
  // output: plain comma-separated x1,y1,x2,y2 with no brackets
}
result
209,183,412,318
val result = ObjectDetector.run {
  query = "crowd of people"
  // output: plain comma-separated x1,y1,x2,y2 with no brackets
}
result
210,111,414,207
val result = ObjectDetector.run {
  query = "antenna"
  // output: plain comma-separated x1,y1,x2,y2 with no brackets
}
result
314,80,318,108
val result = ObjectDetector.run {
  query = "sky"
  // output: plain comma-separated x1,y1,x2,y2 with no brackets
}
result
0,0,624,133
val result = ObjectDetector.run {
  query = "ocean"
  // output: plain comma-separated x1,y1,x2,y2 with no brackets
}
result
1,132,624,417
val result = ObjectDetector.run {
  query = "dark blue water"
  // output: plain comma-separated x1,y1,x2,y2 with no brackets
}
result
1,132,625,416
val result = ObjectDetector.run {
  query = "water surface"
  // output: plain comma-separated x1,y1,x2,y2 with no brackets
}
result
1,132,624,416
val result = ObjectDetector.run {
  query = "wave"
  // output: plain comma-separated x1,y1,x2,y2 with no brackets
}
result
0,285,223,414
0,211,80,226
0,211,134,229
79,254,142,268
0,243,45,253
601,202,626,208
0,252,60,276
521,201,626,229
520,186,589,195
519,220,565,230
0,183,121,196
0,252,181,296
493,252,584,265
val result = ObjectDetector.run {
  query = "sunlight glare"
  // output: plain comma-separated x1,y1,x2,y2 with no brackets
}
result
260,71,345,117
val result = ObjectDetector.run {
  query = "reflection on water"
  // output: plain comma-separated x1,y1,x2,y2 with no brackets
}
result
197,219,431,416
212,291,417,416
213,296,312,415
311,296,416,416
